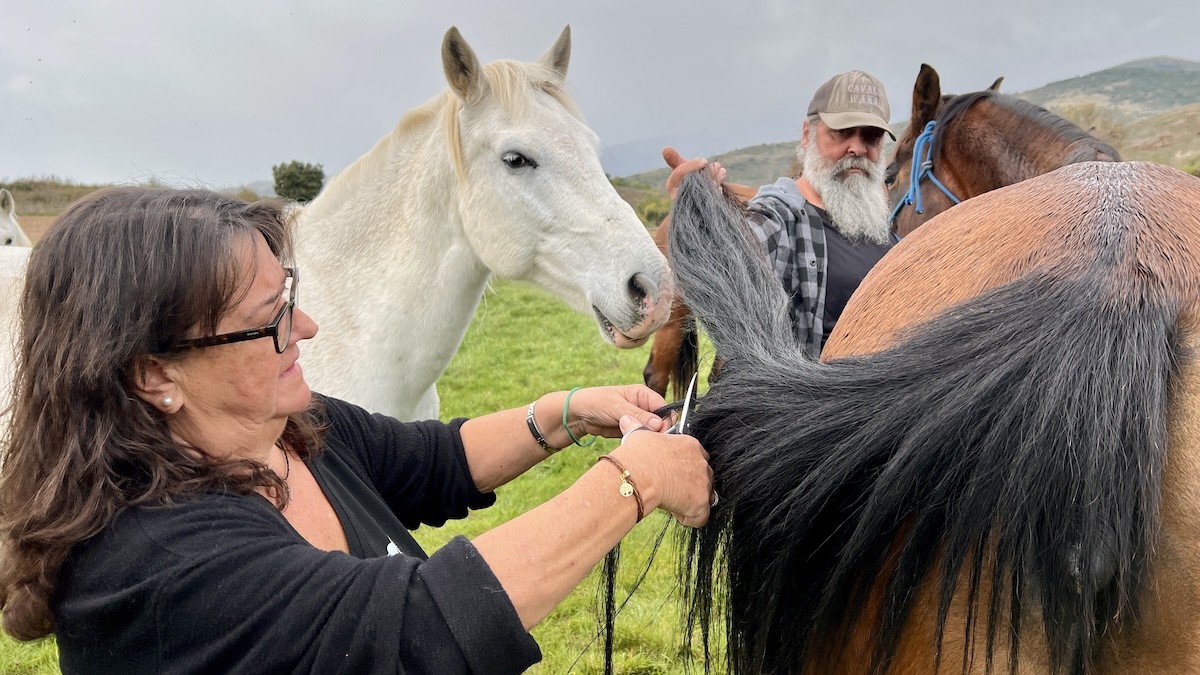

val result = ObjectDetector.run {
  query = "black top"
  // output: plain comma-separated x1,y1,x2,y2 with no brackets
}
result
54,396,542,674
306,439,427,560
816,207,894,347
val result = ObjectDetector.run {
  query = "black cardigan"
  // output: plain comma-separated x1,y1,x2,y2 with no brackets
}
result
54,396,541,674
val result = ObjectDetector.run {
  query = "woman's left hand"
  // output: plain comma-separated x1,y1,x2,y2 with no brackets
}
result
562,384,668,439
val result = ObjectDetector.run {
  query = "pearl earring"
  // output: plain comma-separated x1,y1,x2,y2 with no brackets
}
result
162,396,174,408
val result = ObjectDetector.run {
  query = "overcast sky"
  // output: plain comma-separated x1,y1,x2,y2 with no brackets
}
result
3,0,1199,189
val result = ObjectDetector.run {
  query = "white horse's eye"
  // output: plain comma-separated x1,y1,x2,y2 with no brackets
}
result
501,152,538,170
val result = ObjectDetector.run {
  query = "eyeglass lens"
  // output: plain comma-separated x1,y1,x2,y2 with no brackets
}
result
274,270,297,353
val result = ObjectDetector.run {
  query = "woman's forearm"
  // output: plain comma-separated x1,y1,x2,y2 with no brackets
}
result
459,391,574,493
470,456,656,629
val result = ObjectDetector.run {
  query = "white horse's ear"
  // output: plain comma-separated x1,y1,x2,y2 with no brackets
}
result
988,76,1005,92
536,25,571,79
0,189,12,216
442,26,484,101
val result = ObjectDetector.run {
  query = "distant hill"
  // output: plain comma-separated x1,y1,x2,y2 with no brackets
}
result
622,126,905,196
244,180,277,198
617,57,1200,211
1020,57,1200,116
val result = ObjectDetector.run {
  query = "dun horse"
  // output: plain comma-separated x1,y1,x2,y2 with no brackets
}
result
645,64,1122,398
668,162,1200,674
291,26,671,420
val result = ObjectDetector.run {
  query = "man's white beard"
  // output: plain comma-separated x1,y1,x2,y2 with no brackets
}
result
799,135,892,244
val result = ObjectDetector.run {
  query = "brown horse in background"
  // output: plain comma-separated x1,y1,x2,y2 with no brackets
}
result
887,63,1119,236
669,161,1200,674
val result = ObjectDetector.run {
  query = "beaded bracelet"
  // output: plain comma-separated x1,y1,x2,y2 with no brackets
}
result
562,386,596,447
597,454,644,523
525,401,557,454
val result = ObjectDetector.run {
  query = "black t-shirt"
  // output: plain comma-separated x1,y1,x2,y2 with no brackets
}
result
54,396,542,675
815,206,894,346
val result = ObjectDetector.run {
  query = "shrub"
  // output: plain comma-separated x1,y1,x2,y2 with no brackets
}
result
636,195,672,228
272,161,324,203
1183,156,1200,178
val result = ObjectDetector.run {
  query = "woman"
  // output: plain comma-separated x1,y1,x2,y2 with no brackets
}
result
0,188,713,673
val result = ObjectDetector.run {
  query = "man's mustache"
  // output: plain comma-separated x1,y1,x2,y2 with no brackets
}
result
834,156,881,181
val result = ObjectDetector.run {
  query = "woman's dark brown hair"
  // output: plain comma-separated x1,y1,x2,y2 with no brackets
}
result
0,188,324,640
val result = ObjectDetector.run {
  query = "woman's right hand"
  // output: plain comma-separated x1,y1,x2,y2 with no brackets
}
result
605,415,713,527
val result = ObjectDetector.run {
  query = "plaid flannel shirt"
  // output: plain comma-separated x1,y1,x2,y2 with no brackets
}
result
745,178,827,359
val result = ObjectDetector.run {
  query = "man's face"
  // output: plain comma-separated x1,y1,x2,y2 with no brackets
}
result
799,120,891,244
808,122,887,169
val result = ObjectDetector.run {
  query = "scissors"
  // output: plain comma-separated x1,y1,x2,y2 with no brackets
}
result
667,372,699,435
622,373,698,445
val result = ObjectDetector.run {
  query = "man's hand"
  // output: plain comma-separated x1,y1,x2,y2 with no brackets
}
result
663,146,726,199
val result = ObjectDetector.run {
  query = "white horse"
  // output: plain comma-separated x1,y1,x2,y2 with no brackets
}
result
1,189,32,247
0,190,32,442
0,245,31,441
292,26,673,420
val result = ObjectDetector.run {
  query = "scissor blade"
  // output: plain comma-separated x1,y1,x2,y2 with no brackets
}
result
677,373,699,432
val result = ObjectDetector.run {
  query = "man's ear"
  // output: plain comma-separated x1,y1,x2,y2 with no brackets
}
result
133,355,181,413
801,119,813,147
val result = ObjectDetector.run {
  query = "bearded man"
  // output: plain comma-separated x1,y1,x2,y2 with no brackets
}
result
666,70,896,358
749,70,895,357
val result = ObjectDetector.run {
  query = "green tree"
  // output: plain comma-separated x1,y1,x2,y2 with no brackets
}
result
272,161,325,202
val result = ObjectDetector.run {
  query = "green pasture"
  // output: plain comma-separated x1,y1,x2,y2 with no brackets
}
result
1,279,718,674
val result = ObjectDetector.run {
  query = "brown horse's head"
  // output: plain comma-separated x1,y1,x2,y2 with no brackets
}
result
886,63,1117,238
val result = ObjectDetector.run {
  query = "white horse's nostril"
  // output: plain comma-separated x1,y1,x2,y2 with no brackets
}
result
629,272,656,304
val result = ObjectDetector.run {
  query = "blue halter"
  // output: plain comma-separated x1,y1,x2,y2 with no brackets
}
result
888,120,962,225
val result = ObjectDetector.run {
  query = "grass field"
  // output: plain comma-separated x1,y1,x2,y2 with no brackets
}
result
0,278,718,674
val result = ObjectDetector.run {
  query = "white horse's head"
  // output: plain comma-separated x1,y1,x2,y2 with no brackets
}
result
0,189,32,247
439,26,671,347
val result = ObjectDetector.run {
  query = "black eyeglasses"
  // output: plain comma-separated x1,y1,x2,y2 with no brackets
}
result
168,267,297,354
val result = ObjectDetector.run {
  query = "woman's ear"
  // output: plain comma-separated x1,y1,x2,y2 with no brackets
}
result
133,355,181,413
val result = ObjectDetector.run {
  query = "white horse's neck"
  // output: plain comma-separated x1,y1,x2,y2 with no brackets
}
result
295,94,489,419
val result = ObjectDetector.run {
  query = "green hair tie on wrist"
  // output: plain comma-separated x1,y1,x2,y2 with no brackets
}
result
563,387,596,447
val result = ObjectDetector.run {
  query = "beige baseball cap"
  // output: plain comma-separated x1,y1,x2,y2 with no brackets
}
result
807,70,895,140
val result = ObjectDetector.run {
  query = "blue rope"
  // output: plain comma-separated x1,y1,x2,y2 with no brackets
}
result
889,120,962,225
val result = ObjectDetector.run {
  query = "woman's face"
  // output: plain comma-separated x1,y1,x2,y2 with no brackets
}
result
167,233,318,445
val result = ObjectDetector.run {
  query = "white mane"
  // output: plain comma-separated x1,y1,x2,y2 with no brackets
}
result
291,26,672,420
